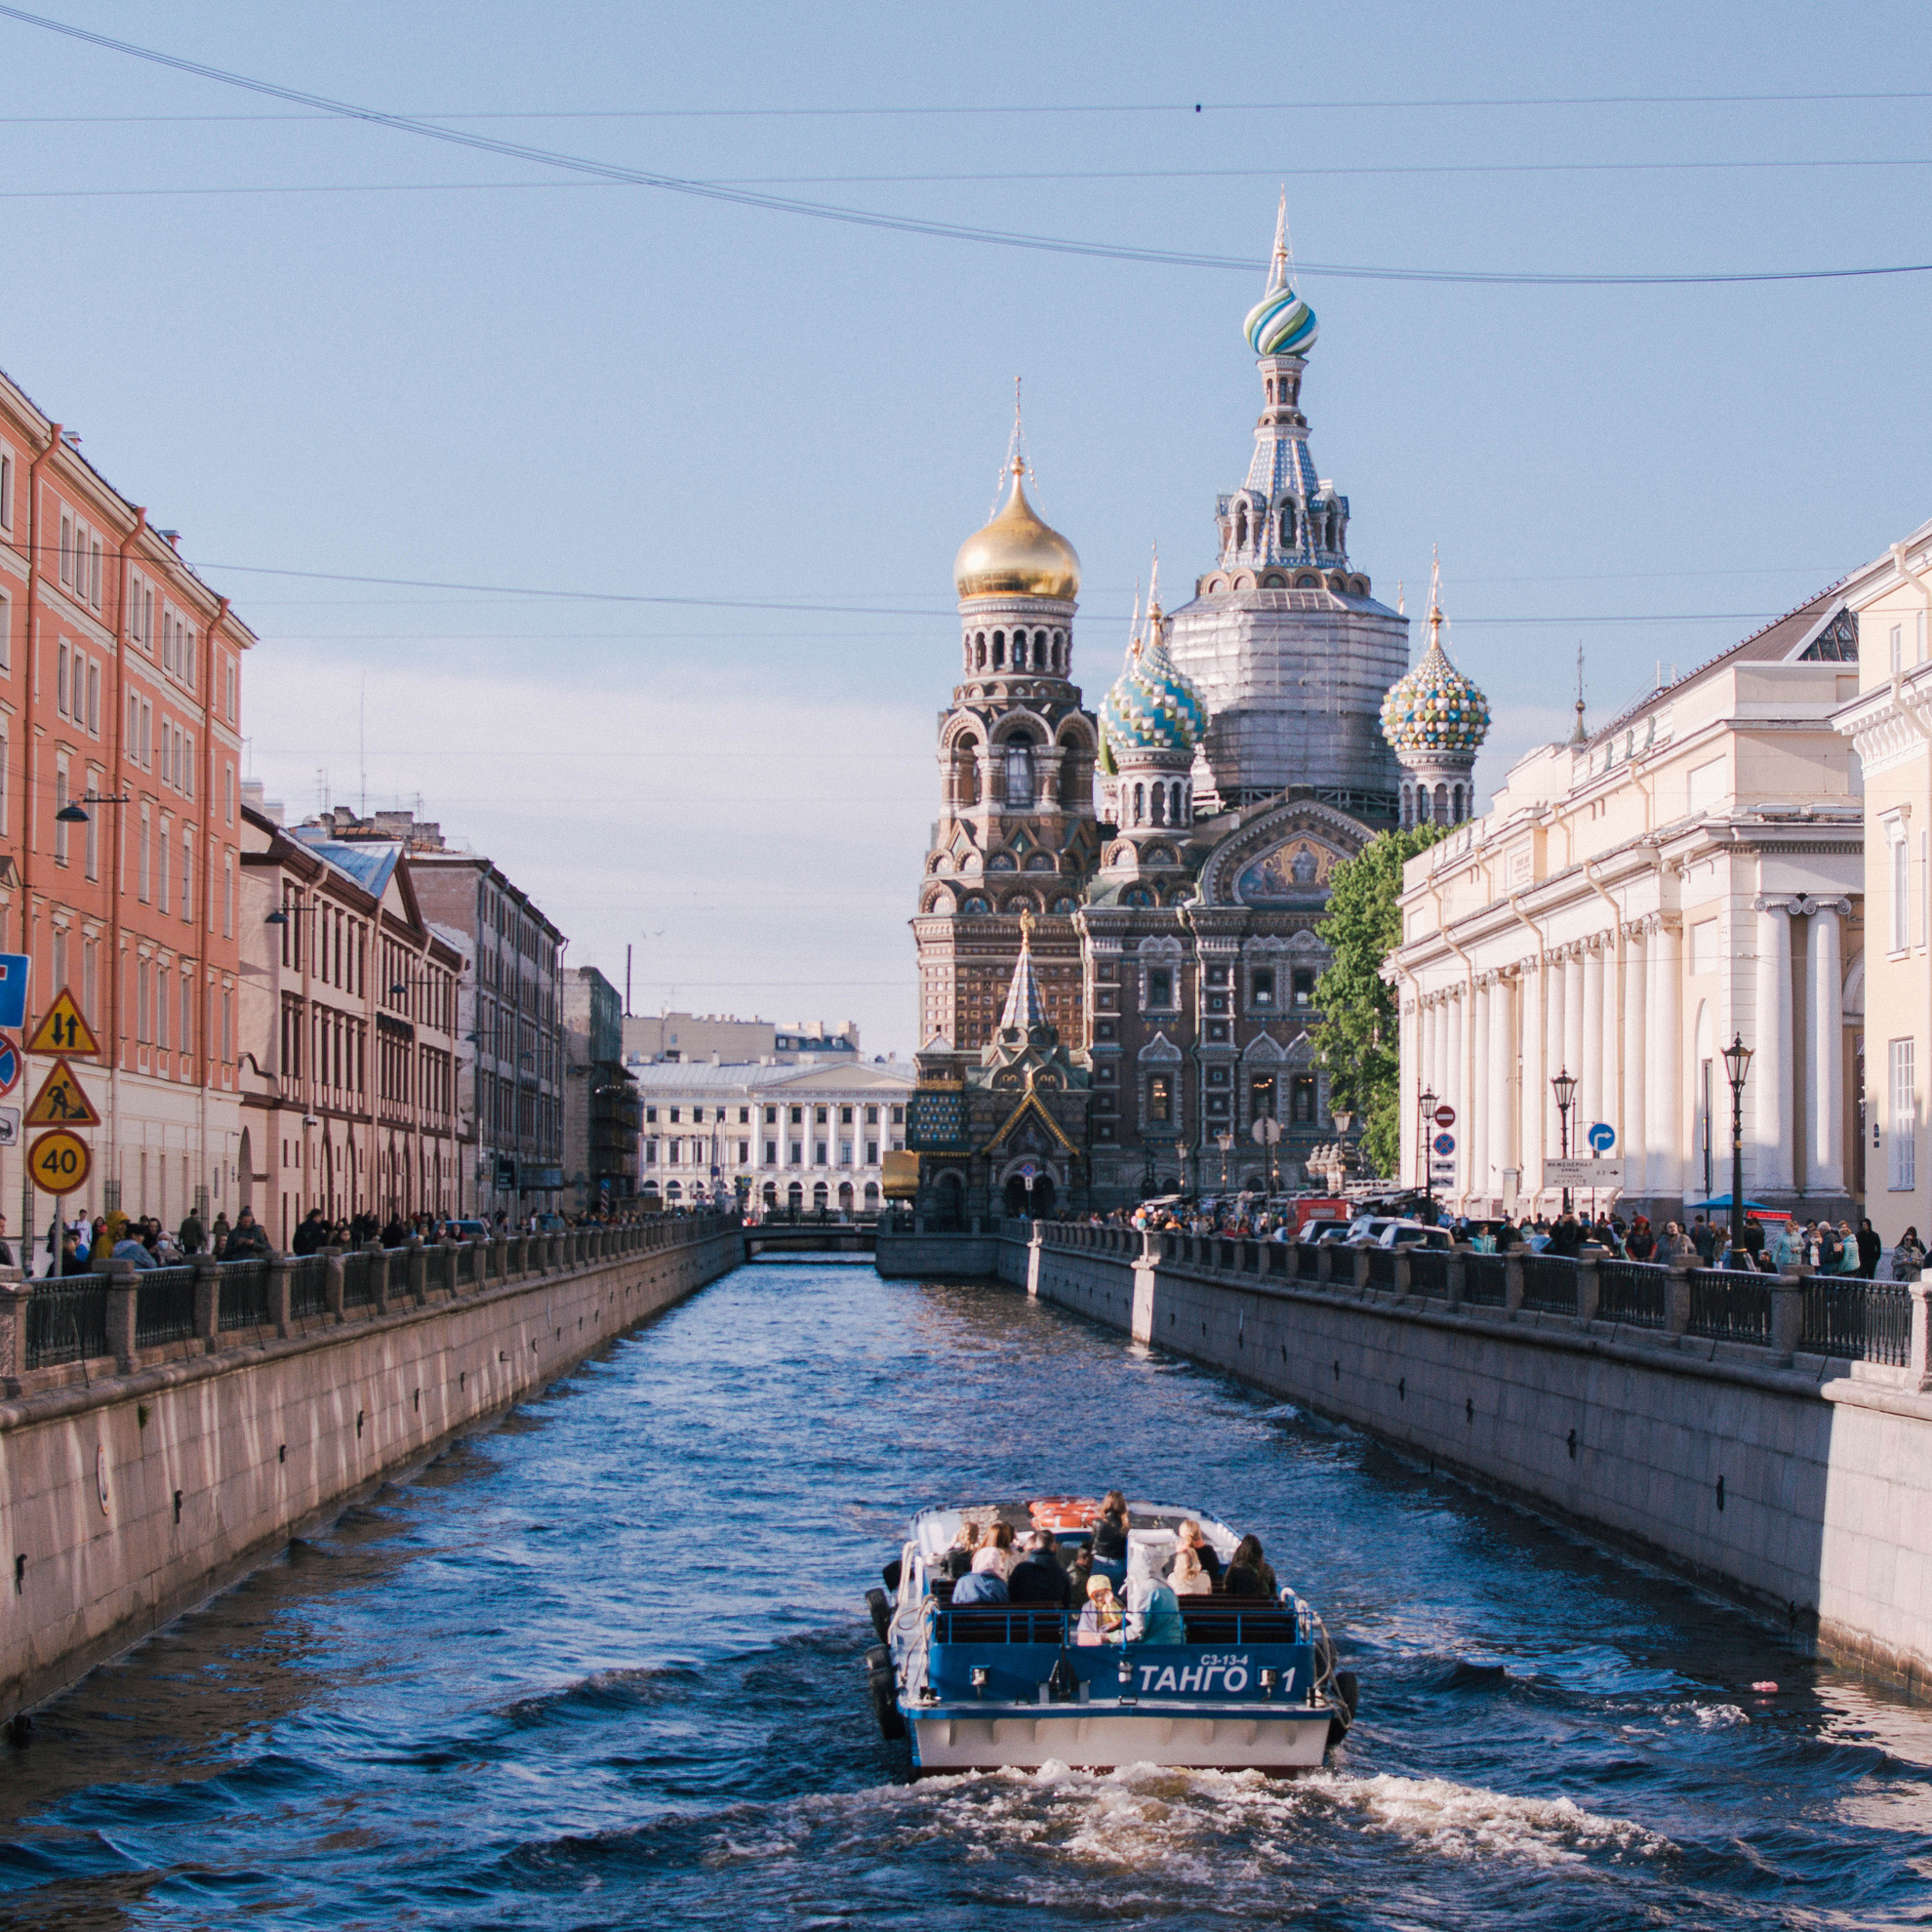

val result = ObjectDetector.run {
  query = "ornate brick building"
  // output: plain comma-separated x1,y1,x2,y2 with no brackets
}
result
910,209,1443,1212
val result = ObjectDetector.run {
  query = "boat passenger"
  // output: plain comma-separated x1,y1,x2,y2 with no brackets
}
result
1091,1494,1129,1585
981,1521,1018,1579
950,1566,1009,1606
1172,1519,1223,1589
1132,1577,1186,1645
1075,1574,1124,1645
939,1521,983,1582
1008,1533,1070,1606
1168,1547,1212,1596
1224,1534,1278,1599
1062,1542,1095,1603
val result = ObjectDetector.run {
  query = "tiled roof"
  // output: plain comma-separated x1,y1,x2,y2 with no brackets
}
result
286,828,402,899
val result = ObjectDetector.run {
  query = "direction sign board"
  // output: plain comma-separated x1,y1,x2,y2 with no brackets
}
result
0,1033,18,1097
1429,1160,1457,1186
1545,1157,1625,1187
1431,1132,1456,1156
1433,1105,1456,1129
25,990,100,1058
27,1129,91,1194
0,954,27,1032
1587,1121,1617,1154
23,1058,101,1128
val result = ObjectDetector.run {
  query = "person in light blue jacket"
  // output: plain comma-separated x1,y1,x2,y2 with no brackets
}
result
1131,1579,1186,1646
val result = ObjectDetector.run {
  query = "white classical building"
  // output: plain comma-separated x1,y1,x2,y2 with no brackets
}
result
1390,587,1865,1224
627,1057,915,1213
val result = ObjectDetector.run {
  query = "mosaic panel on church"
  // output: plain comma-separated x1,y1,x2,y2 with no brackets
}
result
1234,837,1344,907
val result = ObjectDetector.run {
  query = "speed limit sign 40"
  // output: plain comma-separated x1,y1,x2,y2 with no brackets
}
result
27,1129,90,1194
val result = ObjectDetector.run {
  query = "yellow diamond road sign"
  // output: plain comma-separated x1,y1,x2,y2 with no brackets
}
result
23,1057,101,1128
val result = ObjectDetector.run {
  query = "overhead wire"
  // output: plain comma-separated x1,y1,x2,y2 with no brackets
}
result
3,8,1930,286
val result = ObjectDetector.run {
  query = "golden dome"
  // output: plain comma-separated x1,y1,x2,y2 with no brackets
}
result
953,463,1081,602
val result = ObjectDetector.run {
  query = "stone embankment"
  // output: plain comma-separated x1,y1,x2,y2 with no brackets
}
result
0,1215,743,1719
879,1220,1932,1696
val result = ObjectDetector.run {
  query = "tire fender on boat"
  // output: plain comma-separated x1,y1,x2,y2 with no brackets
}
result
1326,1670,1360,1752
865,1587,892,1644
865,1644,906,1741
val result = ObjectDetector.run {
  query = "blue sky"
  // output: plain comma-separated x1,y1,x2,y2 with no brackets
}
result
3,1,1928,1053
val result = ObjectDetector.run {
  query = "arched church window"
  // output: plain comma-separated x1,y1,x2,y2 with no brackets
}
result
1280,503,1296,547
1171,781,1185,825
1235,504,1249,551
992,630,1005,668
975,631,987,669
1005,735,1036,810
1452,784,1465,824
1150,783,1166,826
954,735,980,806
1433,782,1449,821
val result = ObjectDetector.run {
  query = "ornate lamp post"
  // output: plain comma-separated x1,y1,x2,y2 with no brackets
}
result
1417,1086,1437,1204
1215,1131,1234,1193
1721,1033,1753,1262
1550,1067,1578,1214
1142,1141,1156,1201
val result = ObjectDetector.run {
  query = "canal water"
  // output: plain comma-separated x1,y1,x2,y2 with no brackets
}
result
0,1264,1928,1929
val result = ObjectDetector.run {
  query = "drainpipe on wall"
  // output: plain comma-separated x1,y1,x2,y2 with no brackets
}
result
107,506,147,1224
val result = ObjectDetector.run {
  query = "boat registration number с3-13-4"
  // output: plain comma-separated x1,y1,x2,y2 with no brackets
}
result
1137,1654,1281,1695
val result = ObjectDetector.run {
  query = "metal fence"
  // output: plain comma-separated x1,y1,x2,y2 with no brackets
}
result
135,1267,199,1348
342,1251,375,1308
1407,1249,1451,1298
1463,1252,1509,1308
1596,1260,1670,1330
24,1275,109,1368
1519,1255,1579,1315
1365,1246,1399,1290
1802,1278,1912,1366
1687,1268,1771,1345
288,1256,331,1322
219,1260,272,1332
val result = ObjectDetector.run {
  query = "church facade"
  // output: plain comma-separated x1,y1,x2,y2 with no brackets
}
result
908,209,1490,1218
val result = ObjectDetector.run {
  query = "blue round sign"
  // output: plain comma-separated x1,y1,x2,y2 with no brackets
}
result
1588,1121,1616,1154
0,1038,17,1097
1431,1132,1456,1156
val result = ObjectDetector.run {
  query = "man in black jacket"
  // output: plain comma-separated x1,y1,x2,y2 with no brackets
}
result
1007,1534,1071,1607
1857,1219,1883,1279
291,1208,329,1256
223,1208,272,1260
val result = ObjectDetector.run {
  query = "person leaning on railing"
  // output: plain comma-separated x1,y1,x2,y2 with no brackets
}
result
1893,1228,1926,1281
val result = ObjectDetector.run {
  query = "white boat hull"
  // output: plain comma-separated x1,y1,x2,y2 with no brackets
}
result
909,1703,1334,1772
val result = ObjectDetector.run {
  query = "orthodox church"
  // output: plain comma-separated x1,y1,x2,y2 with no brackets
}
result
907,207,1490,1219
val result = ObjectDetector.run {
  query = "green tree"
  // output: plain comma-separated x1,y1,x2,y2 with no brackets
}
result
1313,824,1447,1179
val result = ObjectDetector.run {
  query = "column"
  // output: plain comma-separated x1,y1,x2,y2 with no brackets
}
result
1582,942,1606,1142
1448,989,1466,1197
1470,979,1491,1204
1545,952,1568,1187
1399,990,1417,1188
1754,897,1795,1193
1646,922,1683,1200
1807,900,1846,1194
1494,975,1517,1187
1562,948,1585,1115
1519,961,1544,1209
1622,928,1647,1198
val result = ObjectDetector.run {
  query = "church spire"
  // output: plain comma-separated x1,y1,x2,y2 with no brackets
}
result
997,909,1049,1037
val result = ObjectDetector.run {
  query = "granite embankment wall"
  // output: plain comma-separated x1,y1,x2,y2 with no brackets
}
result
0,1216,743,1718
880,1222,1932,1695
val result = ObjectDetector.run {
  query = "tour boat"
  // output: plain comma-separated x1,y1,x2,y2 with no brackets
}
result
863,1498,1357,1772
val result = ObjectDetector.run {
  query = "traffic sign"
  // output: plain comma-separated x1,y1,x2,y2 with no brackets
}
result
25,989,100,1058
0,1107,18,1147
1587,1121,1617,1154
1545,1157,1625,1187
0,954,27,1031
0,1032,19,1096
1433,1104,1456,1129
1251,1117,1282,1145
27,1129,91,1194
23,1058,101,1128
1019,1160,1039,1182
1432,1132,1456,1156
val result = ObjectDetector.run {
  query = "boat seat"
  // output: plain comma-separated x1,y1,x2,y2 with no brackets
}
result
935,1609,1068,1645
1179,1604,1301,1644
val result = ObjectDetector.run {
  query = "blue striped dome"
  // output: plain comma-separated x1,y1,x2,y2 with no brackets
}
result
1244,281,1318,358
1101,628,1208,759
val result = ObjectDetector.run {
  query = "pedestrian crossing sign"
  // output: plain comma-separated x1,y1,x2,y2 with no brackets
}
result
24,1058,101,1128
25,989,101,1058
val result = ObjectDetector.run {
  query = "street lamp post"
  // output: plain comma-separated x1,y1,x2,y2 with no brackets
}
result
1216,1131,1234,1193
1142,1142,1156,1202
1550,1068,1578,1213
1417,1086,1437,1204
1721,1033,1753,1262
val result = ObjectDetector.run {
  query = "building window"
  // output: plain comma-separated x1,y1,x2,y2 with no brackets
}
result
1292,1074,1317,1123
1147,966,1173,1009
1894,834,1912,953
1251,968,1274,1008
54,762,68,865
1147,1072,1173,1127
765,1140,777,1165
1892,624,1905,676
1890,1038,1916,1191
866,1140,878,1163
1293,969,1316,1009
1250,1073,1275,1120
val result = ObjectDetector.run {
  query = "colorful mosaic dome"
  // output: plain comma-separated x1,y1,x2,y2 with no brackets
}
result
1380,639,1491,755
1101,624,1208,759
1244,279,1318,358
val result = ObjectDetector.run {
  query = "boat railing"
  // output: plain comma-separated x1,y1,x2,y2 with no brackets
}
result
932,1602,1307,1647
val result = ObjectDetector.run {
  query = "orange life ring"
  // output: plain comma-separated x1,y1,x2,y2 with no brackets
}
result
1028,1496,1100,1532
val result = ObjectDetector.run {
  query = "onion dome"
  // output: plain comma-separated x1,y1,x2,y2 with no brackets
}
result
1244,195,1318,357
954,461,1081,602
1380,575,1490,754
1101,588,1208,759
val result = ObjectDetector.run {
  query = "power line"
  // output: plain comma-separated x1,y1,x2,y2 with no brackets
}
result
5,9,1931,288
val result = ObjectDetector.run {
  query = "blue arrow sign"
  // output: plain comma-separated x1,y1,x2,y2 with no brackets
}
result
1588,1121,1617,1154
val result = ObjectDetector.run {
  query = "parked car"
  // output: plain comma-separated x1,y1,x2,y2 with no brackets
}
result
1345,1217,1453,1251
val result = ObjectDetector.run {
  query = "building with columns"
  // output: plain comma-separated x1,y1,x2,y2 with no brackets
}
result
1390,585,1865,1225
1832,510,1932,1243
